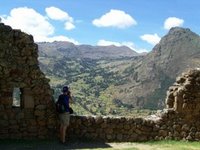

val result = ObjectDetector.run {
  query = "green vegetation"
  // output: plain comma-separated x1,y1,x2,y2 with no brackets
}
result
92,140,200,150
39,57,158,116
140,140,200,150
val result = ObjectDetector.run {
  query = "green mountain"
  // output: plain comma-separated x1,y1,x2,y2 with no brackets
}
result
113,27,200,109
38,27,200,116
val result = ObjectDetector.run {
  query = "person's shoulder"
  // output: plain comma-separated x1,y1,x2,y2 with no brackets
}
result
58,94,63,97
58,94,65,99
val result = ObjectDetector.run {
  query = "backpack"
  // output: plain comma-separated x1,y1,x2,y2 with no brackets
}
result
56,98,65,113
56,94,73,114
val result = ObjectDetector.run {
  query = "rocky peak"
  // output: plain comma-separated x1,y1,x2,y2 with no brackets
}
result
156,27,199,49
151,26,200,61
168,27,192,35
125,27,200,109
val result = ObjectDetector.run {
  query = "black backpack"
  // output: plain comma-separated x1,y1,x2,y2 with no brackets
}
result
56,95,66,113
56,95,73,114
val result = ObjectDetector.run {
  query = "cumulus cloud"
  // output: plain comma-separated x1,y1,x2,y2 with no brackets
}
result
140,34,161,45
37,35,79,44
97,39,122,47
1,7,54,37
164,17,184,30
97,40,148,53
1,7,78,44
45,6,75,30
45,6,73,21
92,9,137,29
65,22,75,30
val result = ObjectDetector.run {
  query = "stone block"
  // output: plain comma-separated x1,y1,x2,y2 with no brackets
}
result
16,112,24,120
34,110,45,116
116,134,123,141
182,124,190,132
159,130,168,137
28,126,38,133
124,124,131,130
0,104,5,110
35,105,46,110
37,120,46,126
0,120,9,127
24,110,34,119
106,134,114,140
106,128,113,134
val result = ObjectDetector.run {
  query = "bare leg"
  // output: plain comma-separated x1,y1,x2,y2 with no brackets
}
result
60,124,64,143
60,125,68,143
62,125,67,142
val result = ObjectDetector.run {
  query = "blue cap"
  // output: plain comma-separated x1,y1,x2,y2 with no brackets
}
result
62,86,69,92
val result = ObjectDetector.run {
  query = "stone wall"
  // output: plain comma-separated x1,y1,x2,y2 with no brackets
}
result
68,111,200,142
1,23,200,142
0,23,57,139
166,69,200,119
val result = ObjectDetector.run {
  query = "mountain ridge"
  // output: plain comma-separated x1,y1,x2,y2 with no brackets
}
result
37,41,139,59
116,27,200,108
38,27,200,115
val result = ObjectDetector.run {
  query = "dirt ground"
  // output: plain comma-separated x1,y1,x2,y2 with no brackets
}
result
1,139,199,150
0,139,155,150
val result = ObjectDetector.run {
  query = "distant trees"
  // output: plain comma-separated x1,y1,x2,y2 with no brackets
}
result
39,56,143,116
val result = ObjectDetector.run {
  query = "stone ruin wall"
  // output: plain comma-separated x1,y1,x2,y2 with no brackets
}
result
0,23,57,139
1,23,200,141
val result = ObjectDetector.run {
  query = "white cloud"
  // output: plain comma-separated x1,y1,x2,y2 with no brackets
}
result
45,6,75,31
37,35,79,45
140,34,161,45
1,7,79,44
1,7,54,37
164,17,184,30
97,39,122,47
121,41,149,53
134,48,149,53
65,22,75,30
97,40,149,53
45,6,73,21
92,9,137,29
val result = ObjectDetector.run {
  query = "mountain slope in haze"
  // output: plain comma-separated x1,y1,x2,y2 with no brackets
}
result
38,27,200,116
38,41,139,59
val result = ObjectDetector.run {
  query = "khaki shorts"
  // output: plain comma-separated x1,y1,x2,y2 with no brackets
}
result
59,112,70,126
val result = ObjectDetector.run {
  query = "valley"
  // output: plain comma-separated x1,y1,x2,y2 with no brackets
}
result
38,27,200,116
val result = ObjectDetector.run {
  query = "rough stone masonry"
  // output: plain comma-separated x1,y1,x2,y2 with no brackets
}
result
0,23,57,139
1,23,200,141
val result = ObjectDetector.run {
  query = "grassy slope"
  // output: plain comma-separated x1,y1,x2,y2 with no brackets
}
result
39,56,156,117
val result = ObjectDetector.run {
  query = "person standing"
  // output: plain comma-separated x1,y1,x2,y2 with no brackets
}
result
57,86,73,144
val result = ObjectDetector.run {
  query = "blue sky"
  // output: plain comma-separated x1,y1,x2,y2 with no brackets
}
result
0,0,200,53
